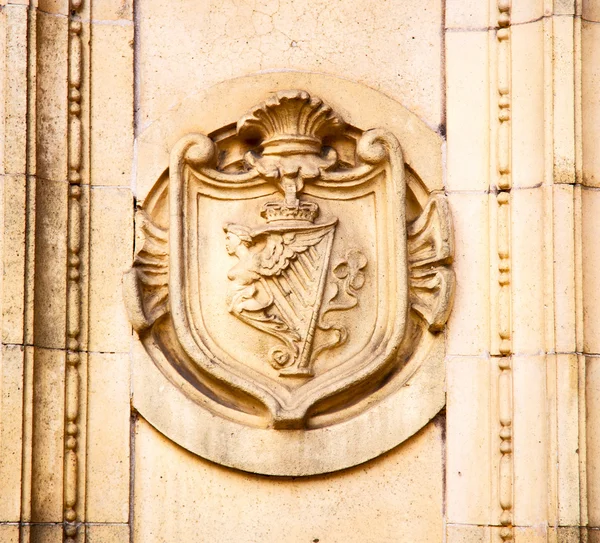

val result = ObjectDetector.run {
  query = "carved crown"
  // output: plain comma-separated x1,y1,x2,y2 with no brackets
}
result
236,90,345,156
261,200,319,223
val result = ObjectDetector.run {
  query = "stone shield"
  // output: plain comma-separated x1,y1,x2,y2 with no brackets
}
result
124,81,454,475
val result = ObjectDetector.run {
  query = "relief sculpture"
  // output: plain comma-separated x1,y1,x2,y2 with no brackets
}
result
223,210,339,376
124,88,454,472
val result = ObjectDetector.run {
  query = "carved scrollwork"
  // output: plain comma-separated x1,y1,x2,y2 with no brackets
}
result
313,250,368,358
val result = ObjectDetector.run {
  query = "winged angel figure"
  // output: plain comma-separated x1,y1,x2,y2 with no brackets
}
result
223,221,337,375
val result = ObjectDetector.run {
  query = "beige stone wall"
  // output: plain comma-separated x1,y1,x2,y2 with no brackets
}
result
0,0,598,542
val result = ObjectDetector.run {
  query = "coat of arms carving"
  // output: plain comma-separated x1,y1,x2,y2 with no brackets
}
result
124,90,454,434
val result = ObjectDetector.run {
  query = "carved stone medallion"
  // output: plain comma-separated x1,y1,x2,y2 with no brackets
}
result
125,82,454,474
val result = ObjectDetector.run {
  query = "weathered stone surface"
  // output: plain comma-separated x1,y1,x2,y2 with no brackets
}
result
0,0,596,541
133,417,444,543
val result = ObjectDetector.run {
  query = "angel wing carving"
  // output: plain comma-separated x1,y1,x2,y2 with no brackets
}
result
408,195,455,331
224,219,337,376
256,229,335,277
123,210,169,332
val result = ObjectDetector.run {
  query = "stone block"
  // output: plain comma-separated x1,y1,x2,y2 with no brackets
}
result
88,187,133,353
446,193,490,356
133,418,444,543
90,23,134,187
446,355,492,525
511,20,545,188
446,31,490,192
86,352,130,523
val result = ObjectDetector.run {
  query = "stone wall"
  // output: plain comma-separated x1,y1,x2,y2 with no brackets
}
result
0,0,598,542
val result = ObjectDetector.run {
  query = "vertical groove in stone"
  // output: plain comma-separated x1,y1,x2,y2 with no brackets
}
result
496,1,513,542
64,1,84,541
